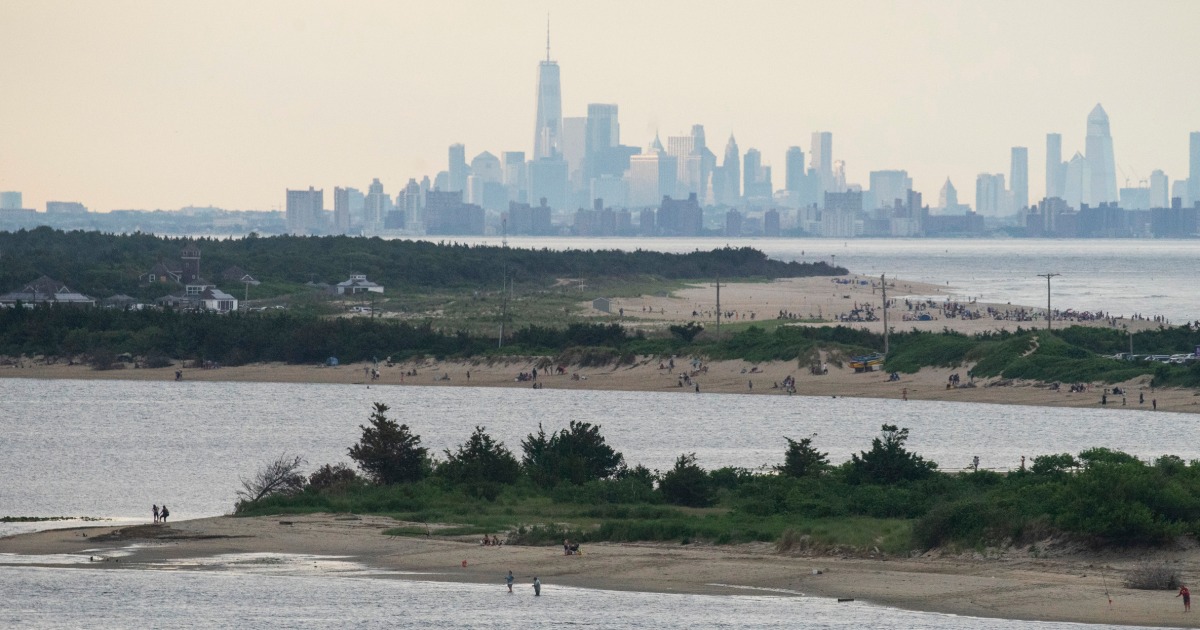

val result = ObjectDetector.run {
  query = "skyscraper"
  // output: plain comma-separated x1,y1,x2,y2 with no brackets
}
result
1149,170,1169,209
810,132,833,194
285,187,323,234
502,151,527,203
1189,131,1200,207
937,178,960,212
721,135,740,205
628,134,676,207
448,144,467,192
743,148,762,200
785,147,806,193
1046,133,1064,199
585,103,618,181
1085,104,1118,204
974,174,1006,216
532,27,562,161
364,178,390,227
1010,147,1029,211
868,170,912,210
1063,152,1091,210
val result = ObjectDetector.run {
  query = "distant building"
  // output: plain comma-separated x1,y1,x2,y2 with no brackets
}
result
533,36,562,161
1010,147,1029,211
763,209,781,237
868,170,912,210
45,201,87,215
1085,104,1118,204
0,276,95,307
285,187,323,234
528,157,568,210
151,243,238,312
628,134,677,208
657,194,703,236
448,144,468,193
1046,133,1065,200
1149,170,1170,209
336,273,384,295
0,192,21,210
810,132,833,196
1189,131,1200,207
724,209,743,237
975,173,1007,216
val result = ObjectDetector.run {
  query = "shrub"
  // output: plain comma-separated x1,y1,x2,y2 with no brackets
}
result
777,437,829,478
658,453,715,507
848,425,937,484
1124,562,1182,590
348,402,430,485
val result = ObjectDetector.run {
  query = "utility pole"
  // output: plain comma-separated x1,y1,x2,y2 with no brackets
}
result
498,267,508,348
881,274,889,355
1037,273,1060,330
715,274,722,341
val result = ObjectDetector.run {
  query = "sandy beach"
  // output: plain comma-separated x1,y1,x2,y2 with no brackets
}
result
3,275,1195,413
3,514,1198,627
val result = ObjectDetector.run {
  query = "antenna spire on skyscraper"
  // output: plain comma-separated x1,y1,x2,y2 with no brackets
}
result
546,14,551,62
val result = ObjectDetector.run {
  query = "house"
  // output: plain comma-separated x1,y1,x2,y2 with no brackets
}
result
592,297,612,313
336,273,384,295
140,261,182,284
0,276,95,307
151,244,238,312
101,294,142,309
221,266,260,286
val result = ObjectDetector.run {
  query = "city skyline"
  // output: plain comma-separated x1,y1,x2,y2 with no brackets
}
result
2,1,1199,213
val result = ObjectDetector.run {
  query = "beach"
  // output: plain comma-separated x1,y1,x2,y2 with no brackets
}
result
3,514,1198,628
3,275,1194,414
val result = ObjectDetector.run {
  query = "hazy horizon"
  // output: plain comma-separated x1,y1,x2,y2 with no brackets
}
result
2,0,1198,213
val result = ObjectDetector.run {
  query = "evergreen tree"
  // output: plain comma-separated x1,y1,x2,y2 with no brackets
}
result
348,403,428,484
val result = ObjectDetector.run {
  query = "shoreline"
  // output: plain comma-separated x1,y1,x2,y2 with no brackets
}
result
2,514,1197,627
3,354,1197,415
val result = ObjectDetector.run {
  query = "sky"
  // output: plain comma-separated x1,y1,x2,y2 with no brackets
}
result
2,0,1198,212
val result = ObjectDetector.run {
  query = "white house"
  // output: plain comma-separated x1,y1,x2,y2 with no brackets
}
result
336,273,384,295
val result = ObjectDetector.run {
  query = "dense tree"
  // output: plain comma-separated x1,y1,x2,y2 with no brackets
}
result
658,453,715,507
437,426,521,486
521,421,625,486
307,463,363,492
777,436,830,478
348,403,429,484
848,424,936,484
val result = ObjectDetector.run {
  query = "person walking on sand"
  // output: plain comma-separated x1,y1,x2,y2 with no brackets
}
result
160,505,169,523
1178,585,1191,612
533,576,541,596
152,504,159,523
506,570,514,593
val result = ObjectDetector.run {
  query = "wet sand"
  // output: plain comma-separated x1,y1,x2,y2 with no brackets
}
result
3,514,1198,628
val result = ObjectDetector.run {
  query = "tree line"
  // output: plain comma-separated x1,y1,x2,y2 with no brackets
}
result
237,404,1200,550
0,227,842,299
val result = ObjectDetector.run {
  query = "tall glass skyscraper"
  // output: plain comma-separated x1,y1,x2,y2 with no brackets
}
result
1085,104,1117,204
532,30,562,161
1010,147,1028,211
1045,133,1064,200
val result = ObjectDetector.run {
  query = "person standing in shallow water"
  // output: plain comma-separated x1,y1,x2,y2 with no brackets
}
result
533,577,541,596
505,570,514,593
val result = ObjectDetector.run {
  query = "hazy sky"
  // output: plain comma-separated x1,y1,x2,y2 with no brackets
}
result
2,0,1198,212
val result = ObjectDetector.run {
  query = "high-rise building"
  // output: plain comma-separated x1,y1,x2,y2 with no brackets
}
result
1085,104,1118,204
1046,133,1065,199
585,103,618,180
1063,152,1091,210
938,178,962,213
285,187,323,234
974,174,1006,216
785,147,806,193
533,30,562,161
743,148,771,200
628,134,677,208
868,170,912,210
397,179,422,230
0,192,21,210
364,178,390,227
1149,169,1169,209
528,157,568,210
1189,132,1200,206
562,116,587,195
1010,147,1029,211
502,151,528,203
45,201,87,214
810,132,833,195
448,144,467,192
720,134,740,205
333,187,353,233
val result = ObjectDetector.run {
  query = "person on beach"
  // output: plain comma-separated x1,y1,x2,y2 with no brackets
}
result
506,570,514,593
160,505,169,522
152,504,159,523
1178,585,1191,612
533,577,541,596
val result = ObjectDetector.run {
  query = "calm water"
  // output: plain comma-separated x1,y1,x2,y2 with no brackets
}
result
0,378,1188,526
0,565,1160,630
413,237,1200,324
